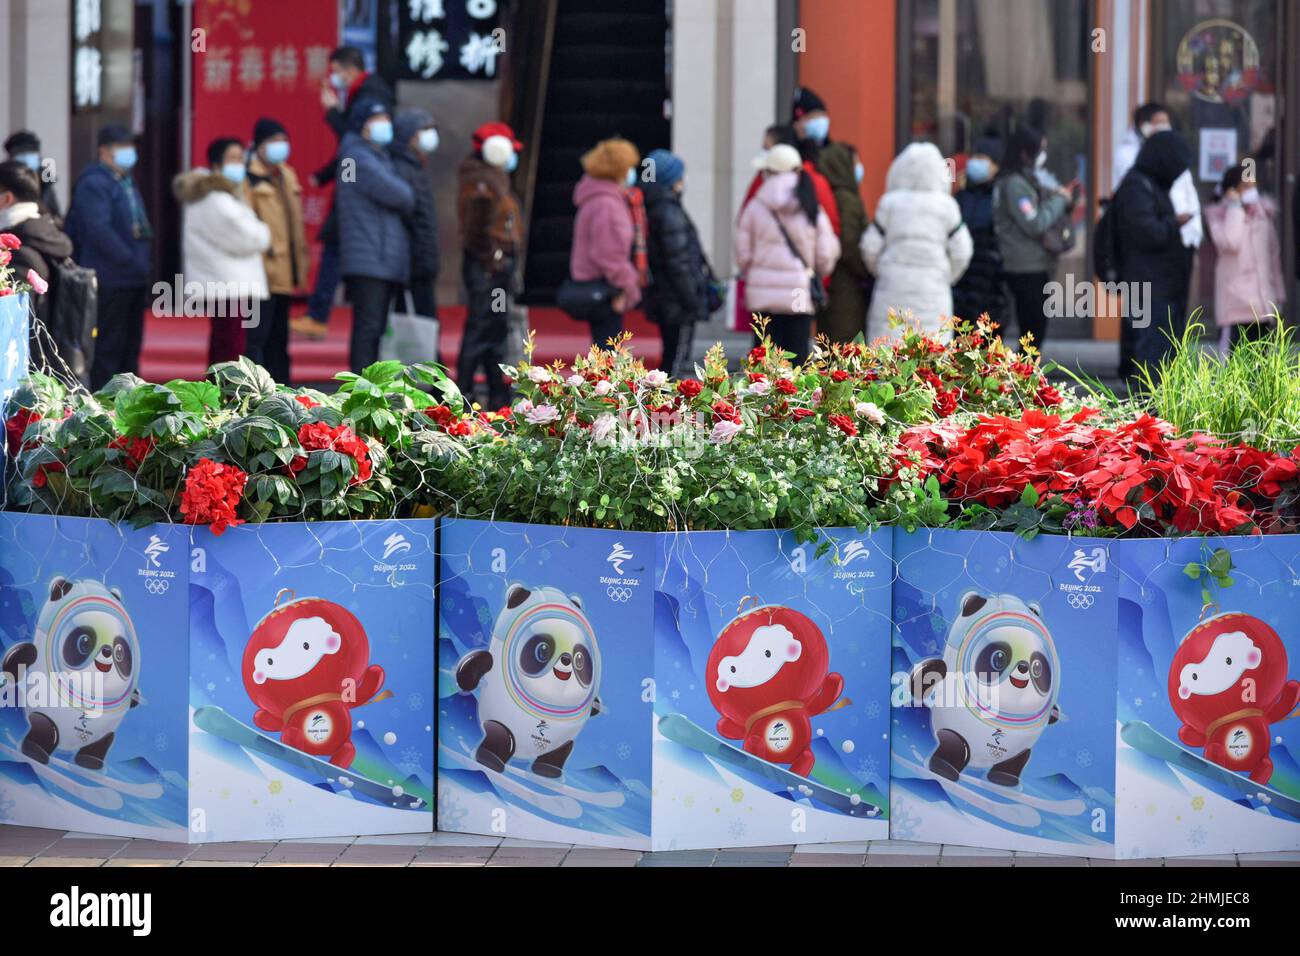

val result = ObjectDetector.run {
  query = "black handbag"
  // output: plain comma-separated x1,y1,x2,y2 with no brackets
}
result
769,208,828,311
556,277,618,321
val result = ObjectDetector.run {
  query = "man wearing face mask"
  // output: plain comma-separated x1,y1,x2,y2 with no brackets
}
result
1113,102,1202,253
245,117,310,382
388,108,441,326
792,87,831,162
296,46,397,341
64,125,154,389
953,135,1005,327
337,101,415,373
4,130,62,222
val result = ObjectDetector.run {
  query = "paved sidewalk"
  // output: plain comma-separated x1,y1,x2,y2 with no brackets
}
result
2,825,1296,867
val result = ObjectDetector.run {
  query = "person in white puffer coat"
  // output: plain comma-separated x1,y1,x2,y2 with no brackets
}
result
861,142,972,341
172,136,271,366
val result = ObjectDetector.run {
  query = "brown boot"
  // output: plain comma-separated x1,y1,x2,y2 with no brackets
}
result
290,316,329,341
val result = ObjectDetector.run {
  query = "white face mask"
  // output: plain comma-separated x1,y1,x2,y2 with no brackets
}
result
1140,122,1172,139
417,128,439,154
1035,150,1048,170
1240,187,1260,205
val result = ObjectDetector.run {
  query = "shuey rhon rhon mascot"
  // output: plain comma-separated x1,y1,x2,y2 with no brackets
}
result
455,584,602,778
706,603,843,778
1,578,141,769
1168,612,1300,785
908,592,1062,786
242,593,386,769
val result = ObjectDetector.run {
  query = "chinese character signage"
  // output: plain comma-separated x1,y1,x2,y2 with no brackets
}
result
385,0,504,81
72,0,104,111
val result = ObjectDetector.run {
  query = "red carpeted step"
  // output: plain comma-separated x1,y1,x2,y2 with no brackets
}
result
138,304,663,384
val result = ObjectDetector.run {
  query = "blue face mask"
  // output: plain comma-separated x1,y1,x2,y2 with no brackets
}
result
625,167,638,187
264,141,290,165
966,157,992,184
854,161,865,184
221,162,247,184
112,146,138,171
368,119,394,146
505,151,518,172
329,72,349,91
15,152,40,173
803,115,830,143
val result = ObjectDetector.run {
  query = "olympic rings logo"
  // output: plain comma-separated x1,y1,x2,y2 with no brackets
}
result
606,586,633,603
144,578,169,595
1066,592,1093,609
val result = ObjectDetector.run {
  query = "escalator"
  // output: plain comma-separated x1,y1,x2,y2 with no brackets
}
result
517,0,671,304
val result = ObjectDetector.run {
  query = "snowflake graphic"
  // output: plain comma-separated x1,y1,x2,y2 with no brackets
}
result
1076,749,1093,768
670,689,680,701
399,747,423,776
438,790,468,831
154,733,169,752
616,742,632,760
727,818,746,838
1187,825,1208,849
857,755,880,780
890,803,920,841
407,693,425,711
265,810,285,831
1133,697,1144,709
865,700,882,719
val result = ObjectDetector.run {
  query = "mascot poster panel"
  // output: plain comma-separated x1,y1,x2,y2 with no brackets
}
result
189,519,435,842
892,528,1118,856
1117,536,1300,857
652,528,892,850
0,514,190,838
438,519,655,849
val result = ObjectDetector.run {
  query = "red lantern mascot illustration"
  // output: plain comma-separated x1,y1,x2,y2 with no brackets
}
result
241,591,386,769
706,603,843,777
1169,613,1300,784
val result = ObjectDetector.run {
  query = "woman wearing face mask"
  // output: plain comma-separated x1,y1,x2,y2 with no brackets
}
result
1206,162,1285,351
4,130,61,222
992,125,1076,348
389,108,441,326
336,101,416,374
172,137,271,366
569,137,643,348
952,135,1005,326
815,141,869,343
245,117,309,382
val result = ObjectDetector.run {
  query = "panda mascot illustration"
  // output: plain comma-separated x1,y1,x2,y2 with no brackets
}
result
0,577,141,769
1168,613,1300,785
908,591,1061,787
455,584,602,778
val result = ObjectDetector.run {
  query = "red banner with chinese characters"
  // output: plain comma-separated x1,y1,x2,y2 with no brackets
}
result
190,0,340,289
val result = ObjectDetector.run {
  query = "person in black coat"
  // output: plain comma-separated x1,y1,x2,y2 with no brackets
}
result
389,108,441,322
1112,129,1194,382
297,46,397,340
642,150,711,378
952,135,1004,326
0,161,77,375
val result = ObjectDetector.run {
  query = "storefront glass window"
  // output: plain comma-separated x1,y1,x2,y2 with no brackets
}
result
906,0,1092,333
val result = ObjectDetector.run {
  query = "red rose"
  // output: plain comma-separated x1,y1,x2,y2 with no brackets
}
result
179,458,247,535
774,378,797,395
748,346,766,363
711,401,741,424
1036,383,1063,408
933,389,958,417
830,370,849,383
5,408,41,457
792,408,815,421
828,413,858,437
0,233,21,250
677,379,703,398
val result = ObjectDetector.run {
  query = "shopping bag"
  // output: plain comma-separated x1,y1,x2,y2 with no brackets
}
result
380,291,440,364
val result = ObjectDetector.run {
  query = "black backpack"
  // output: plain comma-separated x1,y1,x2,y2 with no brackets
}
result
1093,198,1121,282
43,258,98,387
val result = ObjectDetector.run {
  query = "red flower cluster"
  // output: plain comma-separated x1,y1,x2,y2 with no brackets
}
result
5,408,40,457
290,422,373,484
898,408,1295,535
711,401,741,424
179,458,247,535
827,413,858,438
108,434,155,471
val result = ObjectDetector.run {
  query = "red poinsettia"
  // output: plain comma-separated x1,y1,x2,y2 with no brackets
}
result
179,458,247,535
290,421,373,484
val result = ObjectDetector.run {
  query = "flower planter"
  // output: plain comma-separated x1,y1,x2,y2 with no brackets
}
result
0,512,436,841
0,294,28,485
437,518,892,850
892,528,1300,858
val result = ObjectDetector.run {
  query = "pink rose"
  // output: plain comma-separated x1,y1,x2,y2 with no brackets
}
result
26,270,47,296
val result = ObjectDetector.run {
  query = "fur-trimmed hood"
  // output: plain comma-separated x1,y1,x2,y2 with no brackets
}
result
172,168,243,205
580,138,639,183
884,142,951,194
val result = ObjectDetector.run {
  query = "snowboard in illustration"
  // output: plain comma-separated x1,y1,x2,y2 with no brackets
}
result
1121,719,1300,822
194,705,427,811
657,712,882,817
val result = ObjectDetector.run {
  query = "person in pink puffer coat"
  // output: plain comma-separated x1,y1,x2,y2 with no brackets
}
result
1205,162,1285,351
570,137,642,348
735,144,840,362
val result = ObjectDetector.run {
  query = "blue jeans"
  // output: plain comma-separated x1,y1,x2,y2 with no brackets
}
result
306,240,341,323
